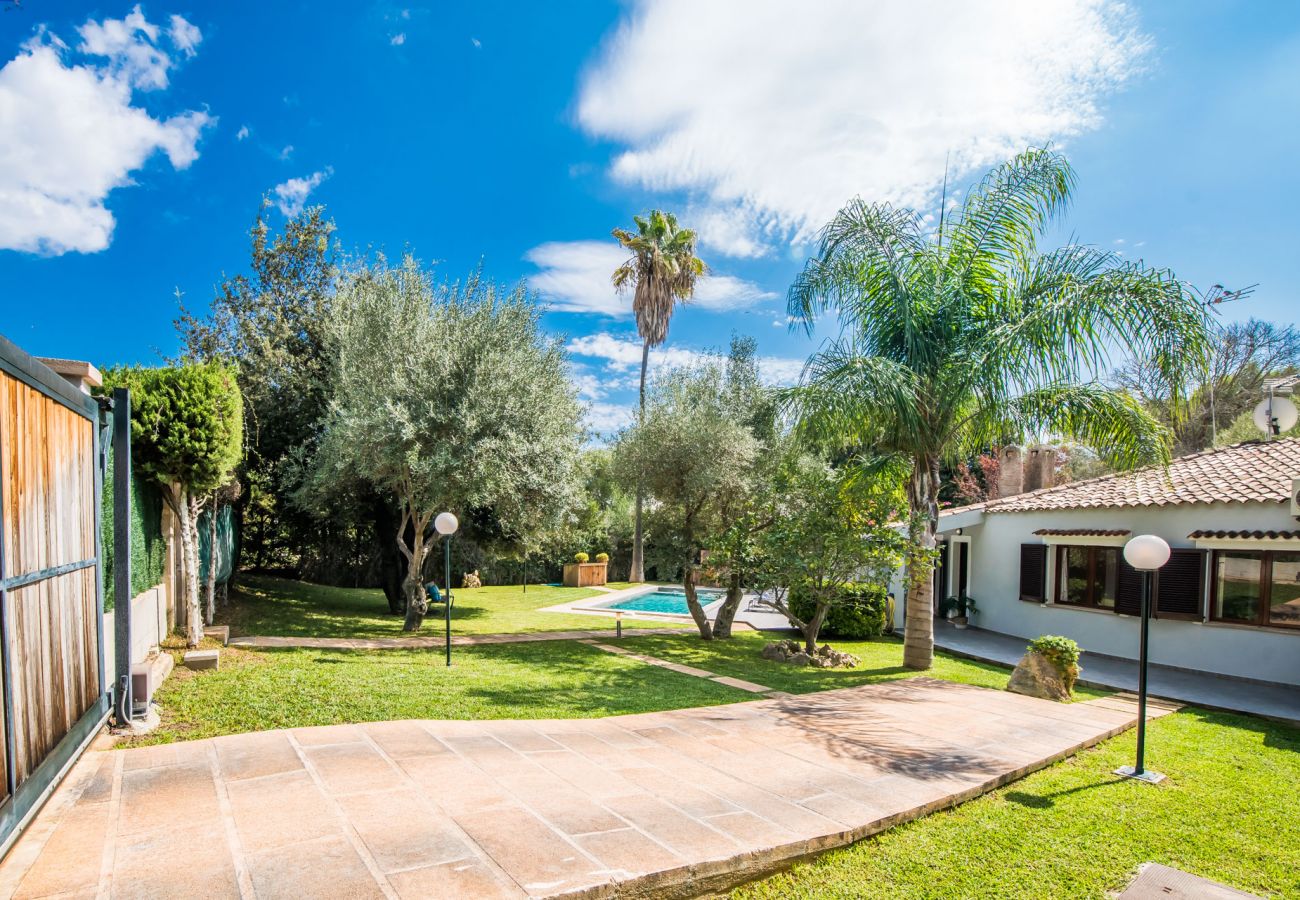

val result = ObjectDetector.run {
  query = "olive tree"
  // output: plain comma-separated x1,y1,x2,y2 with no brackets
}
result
614,360,759,639
304,258,582,631
101,363,243,646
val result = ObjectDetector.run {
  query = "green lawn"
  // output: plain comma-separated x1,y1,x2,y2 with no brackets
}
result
621,631,1111,699
215,574,689,639
735,707,1300,900
128,639,742,747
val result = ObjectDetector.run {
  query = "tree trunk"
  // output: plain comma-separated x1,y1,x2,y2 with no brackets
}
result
629,340,650,583
204,499,218,626
374,497,406,615
681,563,713,640
711,572,744,639
902,455,940,670
803,600,831,654
177,490,204,648
401,520,427,632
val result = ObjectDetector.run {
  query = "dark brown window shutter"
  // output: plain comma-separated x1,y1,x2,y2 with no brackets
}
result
1154,549,1207,620
1019,544,1047,602
1115,556,1143,616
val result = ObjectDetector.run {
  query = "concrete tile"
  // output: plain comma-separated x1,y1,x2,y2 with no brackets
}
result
389,857,525,899
118,760,219,836
704,810,797,849
13,802,109,898
339,789,473,873
111,822,239,899
575,826,684,877
213,731,304,781
526,796,627,837
602,794,740,861
452,802,604,895
245,834,384,899
529,750,645,801
399,754,515,815
711,675,773,692
227,769,341,852
292,723,367,746
303,742,401,796
362,721,450,759
75,752,115,804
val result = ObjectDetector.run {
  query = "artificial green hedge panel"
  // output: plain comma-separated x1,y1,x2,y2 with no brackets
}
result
101,446,168,611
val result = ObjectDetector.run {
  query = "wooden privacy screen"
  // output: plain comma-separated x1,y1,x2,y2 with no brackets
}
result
0,370,101,798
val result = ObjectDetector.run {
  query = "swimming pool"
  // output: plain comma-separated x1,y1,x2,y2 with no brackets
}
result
605,587,725,616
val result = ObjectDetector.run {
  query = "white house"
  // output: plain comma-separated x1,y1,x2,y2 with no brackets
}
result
895,438,1300,688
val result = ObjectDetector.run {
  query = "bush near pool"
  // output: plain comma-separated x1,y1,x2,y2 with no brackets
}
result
788,583,889,639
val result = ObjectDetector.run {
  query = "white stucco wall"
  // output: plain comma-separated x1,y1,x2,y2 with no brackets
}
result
103,582,168,679
901,501,1300,686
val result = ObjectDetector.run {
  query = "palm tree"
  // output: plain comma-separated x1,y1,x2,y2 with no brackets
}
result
612,210,705,583
785,148,1211,670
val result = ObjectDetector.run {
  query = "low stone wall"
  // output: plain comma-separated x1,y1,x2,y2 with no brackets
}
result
103,582,168,680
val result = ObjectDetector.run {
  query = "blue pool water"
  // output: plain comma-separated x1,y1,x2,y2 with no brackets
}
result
607,588,724,615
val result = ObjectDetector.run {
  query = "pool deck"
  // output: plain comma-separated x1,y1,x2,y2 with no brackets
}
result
0,679,1170,899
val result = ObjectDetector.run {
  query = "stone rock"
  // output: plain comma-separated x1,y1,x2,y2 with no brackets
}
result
760,639,859,669
1007,650,1072,702
183,649,220,672
789,651,811,666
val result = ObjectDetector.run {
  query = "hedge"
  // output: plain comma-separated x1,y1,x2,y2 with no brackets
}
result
101,445,168,611
788,583,889,639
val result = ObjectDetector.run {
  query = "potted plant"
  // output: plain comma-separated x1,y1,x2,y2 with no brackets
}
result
563,552,608,587
940,594,977,629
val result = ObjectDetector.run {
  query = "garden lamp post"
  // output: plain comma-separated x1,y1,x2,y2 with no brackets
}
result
1116,533,1170,784
435,512,459,667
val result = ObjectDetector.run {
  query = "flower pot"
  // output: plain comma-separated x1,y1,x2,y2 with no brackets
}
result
562,561,608,588
952,616,968,629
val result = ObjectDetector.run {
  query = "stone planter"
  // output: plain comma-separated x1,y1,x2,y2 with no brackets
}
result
563,562,608,588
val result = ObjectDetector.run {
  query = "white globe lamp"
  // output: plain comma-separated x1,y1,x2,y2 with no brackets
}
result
434,512,459,536
1123,534,1170,572
434,511,458,667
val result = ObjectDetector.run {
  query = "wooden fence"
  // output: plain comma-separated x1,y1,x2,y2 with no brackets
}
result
0,336,109,853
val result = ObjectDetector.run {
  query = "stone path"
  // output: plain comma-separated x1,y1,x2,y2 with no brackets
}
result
229,627,686,651
0,680,1172,899
579,640,776,694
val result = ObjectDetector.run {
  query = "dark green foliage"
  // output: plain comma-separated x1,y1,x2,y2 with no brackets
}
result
101,446,167,610
198,504,236,586
1028,634,1082,690
100,363,243,496
789,583,889,639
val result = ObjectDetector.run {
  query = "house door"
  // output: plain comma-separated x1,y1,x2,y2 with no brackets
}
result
953,539,971,598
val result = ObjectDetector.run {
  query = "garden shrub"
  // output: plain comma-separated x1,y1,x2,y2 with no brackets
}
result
574,551,590,563
788,583,889,639
101,445,167,611
595,552,610,563
1027,634,1082,691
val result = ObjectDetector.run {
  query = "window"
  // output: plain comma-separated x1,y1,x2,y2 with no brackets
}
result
1212,550,1300,628
1055,546,1118,609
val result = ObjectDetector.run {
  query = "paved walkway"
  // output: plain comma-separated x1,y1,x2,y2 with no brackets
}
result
579,640,776,694
934,624,1300,726
0,680,1166,899
228,627,686,651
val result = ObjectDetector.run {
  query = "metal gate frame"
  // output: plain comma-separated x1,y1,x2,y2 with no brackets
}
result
0,335,113,856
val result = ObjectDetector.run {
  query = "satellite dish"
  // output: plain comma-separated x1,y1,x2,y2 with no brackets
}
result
1253,396,1299,435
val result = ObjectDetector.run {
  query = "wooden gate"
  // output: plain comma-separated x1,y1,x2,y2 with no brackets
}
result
0,335,109,853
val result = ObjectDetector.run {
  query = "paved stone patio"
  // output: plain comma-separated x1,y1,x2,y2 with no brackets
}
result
0,679,1165,899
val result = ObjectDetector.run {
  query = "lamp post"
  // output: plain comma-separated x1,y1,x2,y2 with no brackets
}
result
434,512,459,667
1116,534,1170,784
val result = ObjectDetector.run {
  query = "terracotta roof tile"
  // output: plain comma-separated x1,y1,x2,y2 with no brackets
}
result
979,438,1300,513
1032,528,1131,536
1188,529,1300,540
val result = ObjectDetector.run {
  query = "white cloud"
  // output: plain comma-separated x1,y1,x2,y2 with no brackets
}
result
525,240,774,317
272,168,332,217
236,124,249,141
583,401,635,436
279,144,294,160
577,0,1147,254
168,14,202,57
471,37,482,49
390,33,406,46
0,11,211,255
567,332,803,386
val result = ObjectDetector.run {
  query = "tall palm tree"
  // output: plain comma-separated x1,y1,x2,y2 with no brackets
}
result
785,148,1211,670
612,210,705,582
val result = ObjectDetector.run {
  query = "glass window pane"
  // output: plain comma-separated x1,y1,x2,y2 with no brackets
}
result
1268,552,1300,627
1095,548,1118,609
1215,551,1262,621
1059,547,1090,605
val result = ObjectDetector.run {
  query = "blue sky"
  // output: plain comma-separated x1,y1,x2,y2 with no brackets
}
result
1,0,1297,435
